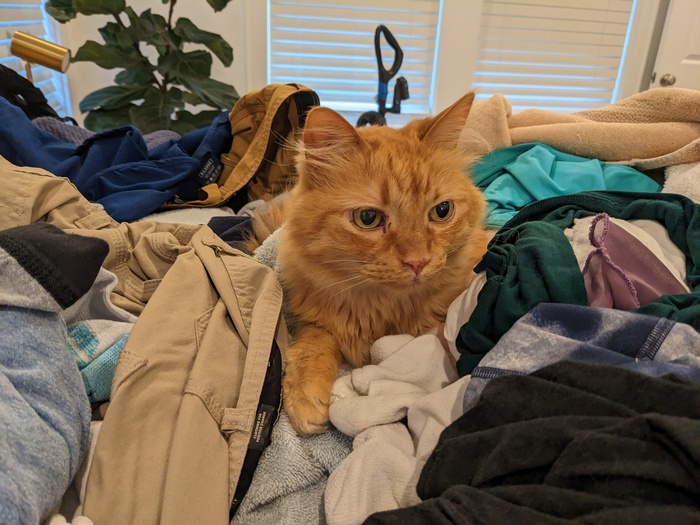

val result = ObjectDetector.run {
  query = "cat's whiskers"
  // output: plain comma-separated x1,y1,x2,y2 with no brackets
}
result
271,129,299,152
316,260,365,273
319,259,364,264
329,277,373,298
459,132,492,155
262,158,294,169
258,132,299,170
314,274,367,292
446,241,471,255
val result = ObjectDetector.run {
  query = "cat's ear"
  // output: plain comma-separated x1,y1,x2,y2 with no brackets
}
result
421,91,475,148
303,106,362,152
300,106,364,187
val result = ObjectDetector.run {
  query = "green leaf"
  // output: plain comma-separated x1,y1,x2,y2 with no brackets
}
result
79,85,151,112
98,22,120,46
124,6,139,23
169,119,198,136
203,38,233,67
133,9,181,49
174,18,232,66
129,88,179,133
84,106,135,133
73,41,145,70
98,22,135,47
44,0,76,23
167,86,185,103
176,109,223,129
115,69,153,85
157,49,212,80
73,0,125,16
205,0,233,12
180,77,239,110
181,91,205,106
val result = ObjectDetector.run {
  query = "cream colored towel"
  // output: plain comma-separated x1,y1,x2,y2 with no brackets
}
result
664,161,700,203
325,333,466,525
463,88,700,170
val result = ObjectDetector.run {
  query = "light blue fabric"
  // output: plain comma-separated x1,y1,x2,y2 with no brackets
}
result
472,143,662,228
230,412,352,525
67,323,128,403
67,321,130,403
63,267,136,404
0,304,91,525
0,225,96,525
81,335,127,403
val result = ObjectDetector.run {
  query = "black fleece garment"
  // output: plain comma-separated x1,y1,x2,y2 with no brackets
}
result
364,360,700,525
0,222,108,308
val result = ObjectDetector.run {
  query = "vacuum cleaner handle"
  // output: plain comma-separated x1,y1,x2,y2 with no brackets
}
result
374,25,404,104
357,25,409,126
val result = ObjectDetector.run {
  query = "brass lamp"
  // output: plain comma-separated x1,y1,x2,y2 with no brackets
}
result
10,31,71,83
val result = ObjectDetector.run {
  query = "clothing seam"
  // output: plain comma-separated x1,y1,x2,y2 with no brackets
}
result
637,317,676,361
471,366,526,379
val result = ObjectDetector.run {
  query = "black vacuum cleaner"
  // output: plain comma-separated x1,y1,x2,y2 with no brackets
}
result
356,25,410,127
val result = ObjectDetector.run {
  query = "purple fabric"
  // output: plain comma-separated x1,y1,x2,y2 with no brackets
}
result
582,213,688,309
32,117,181,150
32,116,94,146
143,130,181,150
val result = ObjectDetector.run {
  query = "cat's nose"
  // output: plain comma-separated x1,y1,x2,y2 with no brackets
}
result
402,258,431,276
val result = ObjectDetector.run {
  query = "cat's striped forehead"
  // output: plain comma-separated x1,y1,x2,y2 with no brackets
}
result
350,132,474,208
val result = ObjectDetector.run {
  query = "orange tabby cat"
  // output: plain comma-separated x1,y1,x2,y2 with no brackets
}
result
252,92,487,435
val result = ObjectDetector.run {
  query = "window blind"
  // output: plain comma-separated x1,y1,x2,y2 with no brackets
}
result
473,0,635,113
269,0,440,114
0,0,71,116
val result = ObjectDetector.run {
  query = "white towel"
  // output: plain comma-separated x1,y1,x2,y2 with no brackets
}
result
325,333,468,525
663,161,700,204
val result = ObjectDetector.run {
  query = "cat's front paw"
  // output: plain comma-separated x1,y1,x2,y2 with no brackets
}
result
283,375,332,435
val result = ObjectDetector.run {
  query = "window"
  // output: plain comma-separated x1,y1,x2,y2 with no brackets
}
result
472,0,636,113
268,0,440,115
254,0,661,114
0,0,71,116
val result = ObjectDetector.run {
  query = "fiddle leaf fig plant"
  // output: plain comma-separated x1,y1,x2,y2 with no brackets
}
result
45,0,239,134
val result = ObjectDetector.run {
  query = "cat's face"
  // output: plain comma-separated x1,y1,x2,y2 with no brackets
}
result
283,93,486,291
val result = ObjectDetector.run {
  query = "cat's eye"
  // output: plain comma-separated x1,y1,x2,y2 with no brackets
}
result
429,201,454,222
352,208,384,229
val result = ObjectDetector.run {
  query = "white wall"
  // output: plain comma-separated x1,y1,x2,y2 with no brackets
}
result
57,0,256,124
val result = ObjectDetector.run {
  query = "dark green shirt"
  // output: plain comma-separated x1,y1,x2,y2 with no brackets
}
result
457,191,700,376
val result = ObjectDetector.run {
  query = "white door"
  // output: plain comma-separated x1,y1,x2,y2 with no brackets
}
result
650,0,700,90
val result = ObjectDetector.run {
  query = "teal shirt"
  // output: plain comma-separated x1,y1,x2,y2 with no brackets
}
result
471,143,662,229
456,191,700,377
